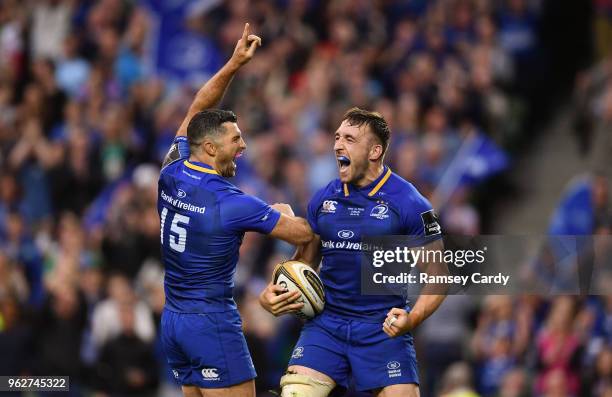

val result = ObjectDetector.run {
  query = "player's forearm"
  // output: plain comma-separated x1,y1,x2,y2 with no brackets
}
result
292,234,322,269
191,61,241,113
410,239,448,327
290,217,315,246
176,23,261,137
407,293,446,329
176,61,241,136
269,215,314,246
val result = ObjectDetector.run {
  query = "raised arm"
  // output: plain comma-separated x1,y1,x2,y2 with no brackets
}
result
175,23,262,137
162,23,261,168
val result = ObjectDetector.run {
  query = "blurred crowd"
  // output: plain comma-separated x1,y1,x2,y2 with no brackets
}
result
0,0,609,396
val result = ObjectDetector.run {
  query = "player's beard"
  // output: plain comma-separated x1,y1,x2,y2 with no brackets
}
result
217,155,237,177
338,152,368,185
346,158,368,185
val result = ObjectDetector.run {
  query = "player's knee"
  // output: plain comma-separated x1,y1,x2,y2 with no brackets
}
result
280,372,334,397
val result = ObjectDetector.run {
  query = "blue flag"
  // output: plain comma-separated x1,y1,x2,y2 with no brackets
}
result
548,175,594,235
142,0,223,86
458,133,509,186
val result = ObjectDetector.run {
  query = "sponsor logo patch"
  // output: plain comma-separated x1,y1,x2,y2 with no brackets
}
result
387,361,402,378
338,230,354,239
160,190,206,214
387,361,401,370
420,210,441,236
201,368,220,381
322,200,337,214
370,204,389,219
292,347,304,359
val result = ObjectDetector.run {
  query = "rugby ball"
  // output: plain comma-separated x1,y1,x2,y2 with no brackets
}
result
272,261,325,320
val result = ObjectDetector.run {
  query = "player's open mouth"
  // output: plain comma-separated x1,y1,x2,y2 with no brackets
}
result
337,155,351,173
232,151,243,166
224,152,239,172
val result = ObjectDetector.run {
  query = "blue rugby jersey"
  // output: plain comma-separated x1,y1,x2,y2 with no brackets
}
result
307,166,443,322
158,136,280,313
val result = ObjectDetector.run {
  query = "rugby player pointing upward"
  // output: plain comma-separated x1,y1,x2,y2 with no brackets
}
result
260,109,448,397
158,24,312,397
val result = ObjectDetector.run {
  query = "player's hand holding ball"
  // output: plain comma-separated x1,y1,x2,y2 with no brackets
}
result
383,308,417,338
259,283,304,317
230,23,262,68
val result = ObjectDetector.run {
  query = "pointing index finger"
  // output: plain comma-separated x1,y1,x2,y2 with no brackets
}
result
242,23,250,42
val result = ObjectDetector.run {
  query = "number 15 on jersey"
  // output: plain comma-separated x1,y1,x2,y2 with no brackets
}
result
160,207,190,253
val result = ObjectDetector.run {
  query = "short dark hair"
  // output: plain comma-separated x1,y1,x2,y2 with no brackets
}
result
187,109,237,149
342,107,390,154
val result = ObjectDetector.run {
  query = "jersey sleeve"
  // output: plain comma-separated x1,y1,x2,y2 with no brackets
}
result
402,189,443,245
306,198,320,235
220,192,281,234
162,136,190,169
306,185,330,235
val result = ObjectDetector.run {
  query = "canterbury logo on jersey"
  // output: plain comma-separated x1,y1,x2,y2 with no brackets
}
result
322,200,337,213
160,190,206,214
201,368,220,380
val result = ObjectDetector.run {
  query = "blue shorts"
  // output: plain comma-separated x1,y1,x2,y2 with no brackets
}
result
161,308,256,388
287,312,419,392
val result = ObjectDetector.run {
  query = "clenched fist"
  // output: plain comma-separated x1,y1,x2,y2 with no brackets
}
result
382,308,417,338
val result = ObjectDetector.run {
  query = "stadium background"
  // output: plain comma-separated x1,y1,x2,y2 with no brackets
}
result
0,0,610,396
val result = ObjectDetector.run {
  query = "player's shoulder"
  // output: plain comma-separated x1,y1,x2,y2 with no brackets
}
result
206,176,261,207
159,160,238,193
310,179,344,204
159,157,184,178
207,174,241,192
161,136,190,170
384,170,431,206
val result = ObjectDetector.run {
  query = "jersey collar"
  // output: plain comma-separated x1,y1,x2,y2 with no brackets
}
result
343,166,392,197
184,160,219,175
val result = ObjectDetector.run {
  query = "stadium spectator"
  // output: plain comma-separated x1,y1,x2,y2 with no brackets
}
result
94,300,159,396
32,284,87,388
472,296,530,396
0,293,30,376
582,346,612,397
91,273,154,351
535,297,582,396
497,368,529,397
418,295,474,396
30,0,73,61
438,361,480,397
